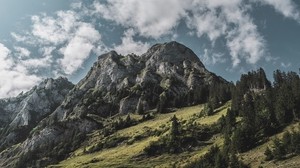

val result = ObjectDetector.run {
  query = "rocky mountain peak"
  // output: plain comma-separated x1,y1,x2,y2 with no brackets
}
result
142,41,204,67
37,76,72,90
54,41,226,120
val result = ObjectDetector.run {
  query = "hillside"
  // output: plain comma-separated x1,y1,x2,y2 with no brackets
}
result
50,101,300,168
50,101,231,168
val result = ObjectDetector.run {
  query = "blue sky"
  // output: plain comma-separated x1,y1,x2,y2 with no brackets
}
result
0,0,300,98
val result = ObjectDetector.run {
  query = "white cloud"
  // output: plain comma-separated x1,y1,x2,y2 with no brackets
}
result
114,29,150,55
93,0,189,39
186,0,266,67
31,10,78,45
0,43,13,70
0,43,41,98
257,0,300,22
11,32,27,42
13,9,104,76
21,55,52,68
31,10,104,75
226,16,265,67
40,46,56,56
14,46,31,58
186,9,227,43
202,49,226,65
59,23,101,74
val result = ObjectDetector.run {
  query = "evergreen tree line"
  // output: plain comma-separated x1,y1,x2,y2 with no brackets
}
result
156,80,232,113
229,68,300,153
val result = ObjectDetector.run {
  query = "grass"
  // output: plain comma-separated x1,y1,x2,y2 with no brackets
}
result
195,101,231,125
240,122,300,168
49,101,231,168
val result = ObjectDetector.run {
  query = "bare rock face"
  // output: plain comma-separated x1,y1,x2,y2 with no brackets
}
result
0,77,74,149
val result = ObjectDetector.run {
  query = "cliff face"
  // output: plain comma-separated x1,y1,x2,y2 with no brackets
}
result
0,41,229,167
0,77,74,150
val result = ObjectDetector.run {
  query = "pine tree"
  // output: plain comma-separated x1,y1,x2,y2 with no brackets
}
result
157,92,167,113
282,132,292,153
136,98,143,115
170,115,180,141
272,137,285,160
169,115,180,153
215,152,227,168
264,146,273,161
230,154,240,168
125,114,132,127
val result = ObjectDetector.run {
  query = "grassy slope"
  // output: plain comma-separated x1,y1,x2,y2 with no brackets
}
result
240,122,300,168
49,101,231,168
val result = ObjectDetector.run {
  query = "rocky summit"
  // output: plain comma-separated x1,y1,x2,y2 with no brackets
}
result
54,41,227,120
0,41,230,167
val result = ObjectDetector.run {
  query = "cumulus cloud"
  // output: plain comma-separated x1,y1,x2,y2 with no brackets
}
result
0,43,41,98
187,0,266,67
11,32,28,42
13,9,103,76
14,46,31,58
31,10,78,45
59,23,101,74
202,49,226,65
40,46,56,56
93,0,189,39
21,56,52,68
226,15,265,67
114,29,150,55
0,43,13,69
257,0,300,22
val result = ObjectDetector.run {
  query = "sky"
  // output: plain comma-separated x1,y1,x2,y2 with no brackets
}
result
0,0,300,98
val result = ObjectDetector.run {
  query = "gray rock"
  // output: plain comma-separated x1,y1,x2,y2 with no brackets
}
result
0,77,74,148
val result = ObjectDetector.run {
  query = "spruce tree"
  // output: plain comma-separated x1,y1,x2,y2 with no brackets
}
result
169,115,180,153
264,146,273,161
272,137,285,160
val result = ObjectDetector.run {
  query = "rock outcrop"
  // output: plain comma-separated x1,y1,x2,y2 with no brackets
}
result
0,77,74,149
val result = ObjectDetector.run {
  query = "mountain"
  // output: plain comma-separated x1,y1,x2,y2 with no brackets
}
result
0,77,74,150
0,41,231,167
53,41,227,120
